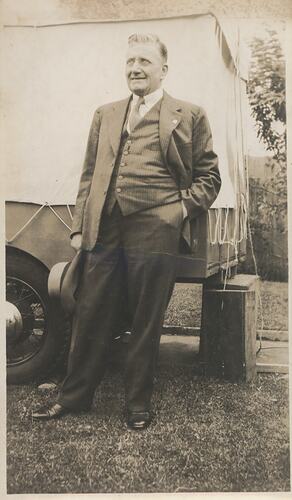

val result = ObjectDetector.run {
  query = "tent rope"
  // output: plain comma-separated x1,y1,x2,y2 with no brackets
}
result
6,203,72,244
47,205,72,230
245,156,264,354
208,208,221,245
6,204,46,244
67,204,73,220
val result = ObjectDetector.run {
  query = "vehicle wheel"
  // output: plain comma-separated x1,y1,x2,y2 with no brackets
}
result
6,251,71,384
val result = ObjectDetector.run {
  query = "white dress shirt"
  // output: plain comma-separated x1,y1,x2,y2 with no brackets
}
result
127,88,164,134
130,87,164,119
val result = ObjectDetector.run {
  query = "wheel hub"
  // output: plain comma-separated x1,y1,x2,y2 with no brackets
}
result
6,301,23,344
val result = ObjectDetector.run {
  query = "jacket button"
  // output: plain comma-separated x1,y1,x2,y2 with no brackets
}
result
116,188,122,193
118,175,123,180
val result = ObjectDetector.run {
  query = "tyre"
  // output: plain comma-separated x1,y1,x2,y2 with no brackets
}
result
6,251,70,384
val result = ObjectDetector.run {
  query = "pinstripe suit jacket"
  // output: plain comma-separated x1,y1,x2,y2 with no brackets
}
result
71,91,221,251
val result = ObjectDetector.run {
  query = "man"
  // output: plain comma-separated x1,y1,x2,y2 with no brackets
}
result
33,33,221,429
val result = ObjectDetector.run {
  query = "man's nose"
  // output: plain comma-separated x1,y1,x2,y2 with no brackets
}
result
131,60,142,72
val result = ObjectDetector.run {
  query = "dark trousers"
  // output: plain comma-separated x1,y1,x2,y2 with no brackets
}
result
58,201,184,413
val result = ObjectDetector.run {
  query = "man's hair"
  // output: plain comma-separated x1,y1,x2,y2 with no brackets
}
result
128,33,168,63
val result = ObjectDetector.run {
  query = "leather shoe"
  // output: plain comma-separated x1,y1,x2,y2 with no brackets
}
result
32,403,69,421
126,411,152,430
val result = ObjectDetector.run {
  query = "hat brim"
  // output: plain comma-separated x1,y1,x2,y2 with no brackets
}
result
48,251,84,315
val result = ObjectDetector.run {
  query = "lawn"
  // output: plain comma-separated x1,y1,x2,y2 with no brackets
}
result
7,368,289,494
165,280,288,332
7,279,289,493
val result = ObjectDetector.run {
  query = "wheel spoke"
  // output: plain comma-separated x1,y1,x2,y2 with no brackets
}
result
6,276,48,366
13,293,36,305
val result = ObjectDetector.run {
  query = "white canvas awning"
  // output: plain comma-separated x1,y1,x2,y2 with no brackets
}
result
2,10,248,208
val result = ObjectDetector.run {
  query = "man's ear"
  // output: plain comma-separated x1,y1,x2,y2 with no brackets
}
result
161,64,168,80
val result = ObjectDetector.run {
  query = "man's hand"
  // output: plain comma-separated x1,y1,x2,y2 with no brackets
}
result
71,233,82,252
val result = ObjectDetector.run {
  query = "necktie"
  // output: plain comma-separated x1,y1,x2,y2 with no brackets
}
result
128,96,145,133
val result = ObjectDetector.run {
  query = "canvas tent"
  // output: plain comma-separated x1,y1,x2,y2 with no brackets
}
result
3,8,249,270
3,12,248,207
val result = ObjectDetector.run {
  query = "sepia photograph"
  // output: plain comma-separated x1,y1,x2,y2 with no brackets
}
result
2,0,290,496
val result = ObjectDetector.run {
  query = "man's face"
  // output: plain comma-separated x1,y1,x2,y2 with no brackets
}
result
125,42,168,96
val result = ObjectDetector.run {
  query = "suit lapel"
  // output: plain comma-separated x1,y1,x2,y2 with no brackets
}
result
106,97,131,156
159,91,182,164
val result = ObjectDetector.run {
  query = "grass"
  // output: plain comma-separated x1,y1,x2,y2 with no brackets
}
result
7,368,289,494
165,280,288,332
7,279,289,493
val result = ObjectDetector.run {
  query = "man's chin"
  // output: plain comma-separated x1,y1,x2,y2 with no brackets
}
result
132,90,146,97
129,83,147,95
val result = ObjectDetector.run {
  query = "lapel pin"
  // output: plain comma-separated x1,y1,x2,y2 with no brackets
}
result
172,119,178,124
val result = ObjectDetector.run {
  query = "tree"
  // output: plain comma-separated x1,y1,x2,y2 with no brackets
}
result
246,29,287,280
248,29,286,163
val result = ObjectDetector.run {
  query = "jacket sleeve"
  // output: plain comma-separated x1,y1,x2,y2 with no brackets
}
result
70,109,101,237
181,107,221,219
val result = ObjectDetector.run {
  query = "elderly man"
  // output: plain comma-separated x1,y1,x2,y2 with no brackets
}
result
33,33,221,429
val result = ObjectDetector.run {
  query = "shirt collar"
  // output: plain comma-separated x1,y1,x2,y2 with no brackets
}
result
132,87,163,108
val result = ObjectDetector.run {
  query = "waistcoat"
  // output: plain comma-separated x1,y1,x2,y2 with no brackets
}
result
104,99,180,215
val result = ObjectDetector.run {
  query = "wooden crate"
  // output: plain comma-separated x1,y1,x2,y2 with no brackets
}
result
199,274,258,381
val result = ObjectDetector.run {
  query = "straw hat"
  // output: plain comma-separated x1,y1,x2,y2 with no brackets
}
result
48,250,84,315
